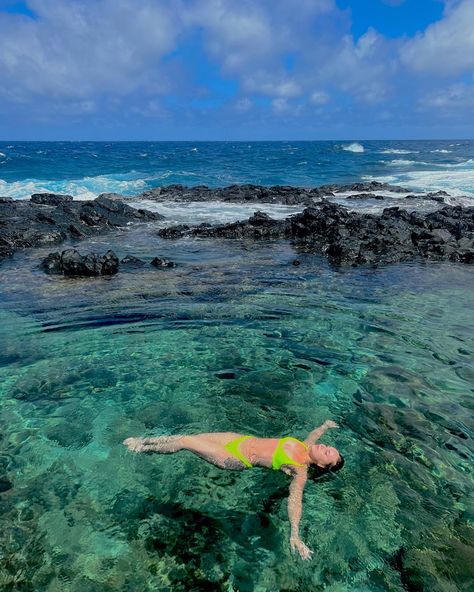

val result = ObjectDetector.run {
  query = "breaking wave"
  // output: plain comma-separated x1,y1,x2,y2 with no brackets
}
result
379,149,419,155
342,142,364,153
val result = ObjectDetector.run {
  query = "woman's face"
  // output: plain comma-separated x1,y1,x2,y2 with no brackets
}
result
309,443,340,468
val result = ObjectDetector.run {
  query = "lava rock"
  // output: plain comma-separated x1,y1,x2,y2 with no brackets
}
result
151,257,177,268
346,193,385,200
0,478,12,493
41,248,119,276
159,201,474,267
120,255,147,267
0,196,163,262
31,193,74,205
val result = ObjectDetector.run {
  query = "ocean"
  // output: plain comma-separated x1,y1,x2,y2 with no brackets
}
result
0,140,473,591
1,140,473,203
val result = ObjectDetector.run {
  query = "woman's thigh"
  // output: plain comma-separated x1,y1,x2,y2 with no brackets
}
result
182,433,245,469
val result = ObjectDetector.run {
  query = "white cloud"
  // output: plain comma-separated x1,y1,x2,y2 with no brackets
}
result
0,0,182,100
419,83,474,110
310,91,330,105
400,0,474,75
234,97,252,111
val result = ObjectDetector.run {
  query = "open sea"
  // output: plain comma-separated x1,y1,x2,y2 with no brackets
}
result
0,141,473,591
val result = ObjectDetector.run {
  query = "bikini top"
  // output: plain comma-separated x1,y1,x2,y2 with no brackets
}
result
271,437,308,470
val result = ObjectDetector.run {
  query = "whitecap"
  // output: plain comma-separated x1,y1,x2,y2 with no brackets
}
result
191,147,198,152
363,165,474,198
379,149,419,155
0,172,150,201
0,152,5,157
431,149,451,153
386,159,423,166
342,142,364,153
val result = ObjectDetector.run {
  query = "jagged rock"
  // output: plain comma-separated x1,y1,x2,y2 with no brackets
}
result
0,196,13,203
31,193,74,205
159,202,474,266
0,196,163,261
150,257,177,268
41,249,119,276
120,255,147,267
346,193,385,200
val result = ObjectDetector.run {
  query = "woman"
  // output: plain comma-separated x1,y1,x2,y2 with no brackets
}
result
124,419,343,560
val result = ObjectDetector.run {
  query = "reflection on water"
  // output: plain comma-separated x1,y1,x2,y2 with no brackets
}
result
0,228,473,591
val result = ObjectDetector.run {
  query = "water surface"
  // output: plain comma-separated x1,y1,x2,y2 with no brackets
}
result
0,227,472,591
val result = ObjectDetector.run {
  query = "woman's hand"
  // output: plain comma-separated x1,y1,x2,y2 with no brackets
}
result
290,535,314,560
324,420,339,429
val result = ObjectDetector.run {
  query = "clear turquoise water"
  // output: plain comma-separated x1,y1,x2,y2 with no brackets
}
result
0,227,473,591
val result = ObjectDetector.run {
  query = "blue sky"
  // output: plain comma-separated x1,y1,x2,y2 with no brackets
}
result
0,0,473,140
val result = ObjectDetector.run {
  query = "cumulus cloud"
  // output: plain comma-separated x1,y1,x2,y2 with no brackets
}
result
0,0,182,100
401,0,474,75
309,91,330,105
0,0,473,135
419,83,474,110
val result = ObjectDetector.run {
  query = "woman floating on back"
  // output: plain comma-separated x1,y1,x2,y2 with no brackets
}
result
124,420,343,560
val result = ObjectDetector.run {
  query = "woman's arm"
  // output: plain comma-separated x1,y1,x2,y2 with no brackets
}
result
304,420,339,446
287,470,313,560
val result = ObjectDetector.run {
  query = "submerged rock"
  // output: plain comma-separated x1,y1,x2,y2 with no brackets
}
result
151,257,177,268
41,249,119,276
346,193,385,200
120,255,147,267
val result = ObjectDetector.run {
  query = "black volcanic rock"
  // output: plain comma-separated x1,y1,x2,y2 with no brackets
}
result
0,196,163,261
31,193,74,205
158,202,474,267
137,181,410,205
346,193,385,200
120,255,147,267
151,257,177,268
41,249,119,276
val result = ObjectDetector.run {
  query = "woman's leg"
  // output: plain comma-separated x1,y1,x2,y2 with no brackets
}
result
123,435,183,453
123,432,246,470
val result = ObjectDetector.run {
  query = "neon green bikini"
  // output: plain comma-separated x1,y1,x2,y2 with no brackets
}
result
224,435,308,470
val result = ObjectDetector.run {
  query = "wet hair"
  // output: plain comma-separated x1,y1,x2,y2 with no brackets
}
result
308,454,345,481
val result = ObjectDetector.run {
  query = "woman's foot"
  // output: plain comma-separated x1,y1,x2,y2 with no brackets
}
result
123,437,145,452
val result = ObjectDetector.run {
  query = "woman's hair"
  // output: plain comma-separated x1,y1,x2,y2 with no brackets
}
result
308,455,345,481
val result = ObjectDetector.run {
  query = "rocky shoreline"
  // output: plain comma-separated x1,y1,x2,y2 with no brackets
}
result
1,183,473,267
136,180,409,204
0,193,162,260
158,202,474,265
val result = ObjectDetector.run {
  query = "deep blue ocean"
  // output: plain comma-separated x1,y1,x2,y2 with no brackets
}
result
1,140,473,201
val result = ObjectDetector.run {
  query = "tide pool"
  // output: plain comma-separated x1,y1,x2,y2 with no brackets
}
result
0,228,472,591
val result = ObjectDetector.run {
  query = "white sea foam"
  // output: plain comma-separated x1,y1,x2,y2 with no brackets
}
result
431,149,451,153
379,149,419,155
387,159,422,166
0,173,150,200
133,199,304,225
342,142,364,153
386,158,474,169
364,162,474,198
0,152,6,157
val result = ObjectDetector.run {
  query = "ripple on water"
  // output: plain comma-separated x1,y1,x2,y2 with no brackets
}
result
0,235,473,591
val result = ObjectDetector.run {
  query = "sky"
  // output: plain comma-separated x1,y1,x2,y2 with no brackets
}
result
0,0,473,140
